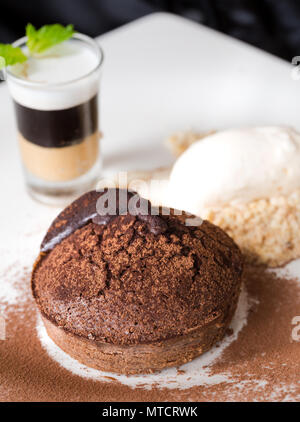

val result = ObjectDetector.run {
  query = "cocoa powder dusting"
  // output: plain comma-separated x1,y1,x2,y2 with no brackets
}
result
0,264,299,401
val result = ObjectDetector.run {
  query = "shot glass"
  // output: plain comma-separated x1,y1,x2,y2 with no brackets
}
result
6,33,104,205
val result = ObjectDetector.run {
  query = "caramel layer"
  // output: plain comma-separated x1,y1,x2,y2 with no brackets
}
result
19,132,100,182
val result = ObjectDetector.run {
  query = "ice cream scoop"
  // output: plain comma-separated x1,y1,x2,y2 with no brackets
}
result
168,126,300,215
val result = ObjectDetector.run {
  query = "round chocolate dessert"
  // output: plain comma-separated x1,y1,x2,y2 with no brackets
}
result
32,189,243,374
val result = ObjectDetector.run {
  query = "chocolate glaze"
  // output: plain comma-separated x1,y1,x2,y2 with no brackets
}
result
41,189,168,253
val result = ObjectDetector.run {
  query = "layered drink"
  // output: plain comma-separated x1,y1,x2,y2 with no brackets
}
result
7,33,103,204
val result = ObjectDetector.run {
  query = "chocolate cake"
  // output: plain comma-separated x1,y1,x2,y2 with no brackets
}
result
32,189,243,374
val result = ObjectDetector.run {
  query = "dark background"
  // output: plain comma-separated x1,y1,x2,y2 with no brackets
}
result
1,0,299,61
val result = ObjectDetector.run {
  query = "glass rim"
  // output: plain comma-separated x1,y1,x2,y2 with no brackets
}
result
6,32,104,88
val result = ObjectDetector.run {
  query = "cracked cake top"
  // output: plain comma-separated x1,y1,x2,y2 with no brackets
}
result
32,189,243,345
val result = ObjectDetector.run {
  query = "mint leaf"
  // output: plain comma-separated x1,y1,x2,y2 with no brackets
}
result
26,23,74,54
0,44,27,69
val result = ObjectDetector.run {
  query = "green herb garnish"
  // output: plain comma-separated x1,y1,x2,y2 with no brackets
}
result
26,23,74,55
0,23,75,70
0,44,27,70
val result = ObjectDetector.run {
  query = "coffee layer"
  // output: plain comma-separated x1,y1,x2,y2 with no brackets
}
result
19,132,99,182
14,95,98,148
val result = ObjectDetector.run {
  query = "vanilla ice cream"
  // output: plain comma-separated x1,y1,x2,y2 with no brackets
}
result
111,126,300,266
168,126,300,215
